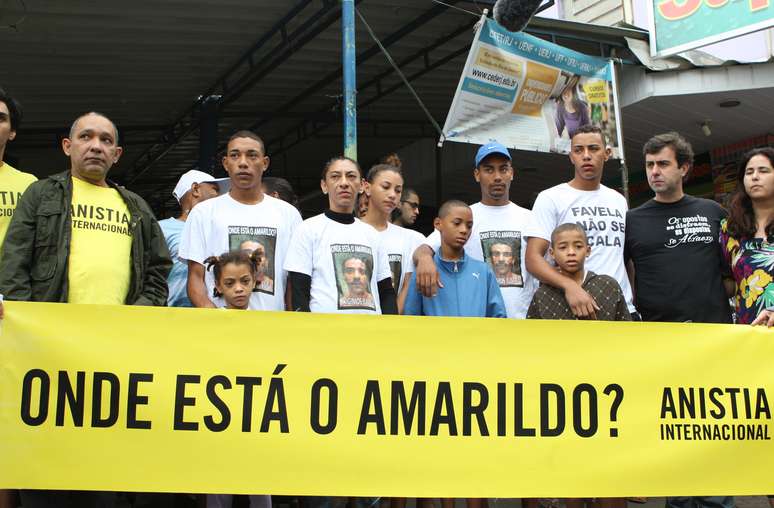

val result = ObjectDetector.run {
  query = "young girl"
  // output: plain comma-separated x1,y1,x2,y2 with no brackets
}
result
204,250,262,310
360,161,425,313
204,249,270,508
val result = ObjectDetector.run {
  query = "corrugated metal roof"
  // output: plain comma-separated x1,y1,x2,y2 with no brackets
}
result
2,0,638,217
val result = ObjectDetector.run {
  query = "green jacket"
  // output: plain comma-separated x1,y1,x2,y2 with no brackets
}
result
0,171,172,305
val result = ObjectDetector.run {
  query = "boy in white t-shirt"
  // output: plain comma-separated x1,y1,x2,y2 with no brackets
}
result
413,141,536,318
284,156,397,315
179,130,302,311
525,124,635,319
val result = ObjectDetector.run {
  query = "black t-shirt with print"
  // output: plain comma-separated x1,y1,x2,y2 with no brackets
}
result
625,195,732,323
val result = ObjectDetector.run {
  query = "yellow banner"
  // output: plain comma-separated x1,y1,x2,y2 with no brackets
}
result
1,302,773,496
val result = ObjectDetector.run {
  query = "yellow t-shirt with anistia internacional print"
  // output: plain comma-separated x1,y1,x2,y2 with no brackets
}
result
68,177,132,305
0,162,37,252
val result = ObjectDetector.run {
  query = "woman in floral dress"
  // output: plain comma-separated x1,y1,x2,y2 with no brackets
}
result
720,147,774,327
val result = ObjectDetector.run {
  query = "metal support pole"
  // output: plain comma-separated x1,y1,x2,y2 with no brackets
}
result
342,0,357,160
609,59,629,204
198,95,221,175
435,144,443,208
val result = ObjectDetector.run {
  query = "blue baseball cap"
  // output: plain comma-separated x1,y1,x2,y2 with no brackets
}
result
475,141,511,167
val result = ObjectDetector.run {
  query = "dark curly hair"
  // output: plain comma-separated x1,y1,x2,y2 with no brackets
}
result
203,249,261,297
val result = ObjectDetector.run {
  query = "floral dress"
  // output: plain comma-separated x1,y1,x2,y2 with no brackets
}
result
719,218,774,324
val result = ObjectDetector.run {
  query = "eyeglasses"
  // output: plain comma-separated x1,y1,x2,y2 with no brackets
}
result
401,200,420,209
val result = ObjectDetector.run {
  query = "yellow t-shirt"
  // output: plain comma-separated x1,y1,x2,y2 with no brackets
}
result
68,177,132,304
0,162,37,253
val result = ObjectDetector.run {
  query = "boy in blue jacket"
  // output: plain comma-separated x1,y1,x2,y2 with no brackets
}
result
403,200,506,317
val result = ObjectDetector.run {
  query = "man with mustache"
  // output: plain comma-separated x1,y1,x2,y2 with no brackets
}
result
341,254,374,308
490,240,522,287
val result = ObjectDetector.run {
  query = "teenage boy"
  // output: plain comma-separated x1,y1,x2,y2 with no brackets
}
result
159,170,228,307
527,223,629,321
413,141,535,318
525,125,634,319
180,130,302,310
0,88,36,255
404,200,506,318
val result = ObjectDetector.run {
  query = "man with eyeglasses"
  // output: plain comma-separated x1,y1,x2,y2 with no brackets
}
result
393,188,420,228
179,130,302,311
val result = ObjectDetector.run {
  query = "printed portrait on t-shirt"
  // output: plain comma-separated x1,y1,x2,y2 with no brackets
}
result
331,244,376,311
388,253,402,291
480,231,523,288
228,226,277,295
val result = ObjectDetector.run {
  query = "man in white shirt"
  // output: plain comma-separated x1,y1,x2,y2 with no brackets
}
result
525,124,634,319
179,130,302,310
413,141,536,318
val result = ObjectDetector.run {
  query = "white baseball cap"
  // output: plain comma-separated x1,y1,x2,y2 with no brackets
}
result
172,170,230,203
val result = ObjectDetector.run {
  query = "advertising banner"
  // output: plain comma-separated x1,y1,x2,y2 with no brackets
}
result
2,302,774,496
442,17,622,158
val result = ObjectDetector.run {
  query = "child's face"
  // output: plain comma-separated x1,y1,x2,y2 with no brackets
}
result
216,262,255,310
550,230,590,275
434,206,473,250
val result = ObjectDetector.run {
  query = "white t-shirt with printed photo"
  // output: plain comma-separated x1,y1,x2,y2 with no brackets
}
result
424,202,537,319
377,223,425,295
525,182,634,312
178,193,302,310
284,214,392,314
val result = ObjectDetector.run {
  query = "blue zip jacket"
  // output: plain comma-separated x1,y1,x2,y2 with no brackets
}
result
403,252,507,318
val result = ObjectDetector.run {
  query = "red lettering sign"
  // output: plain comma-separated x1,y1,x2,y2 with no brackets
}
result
658,0,702,20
